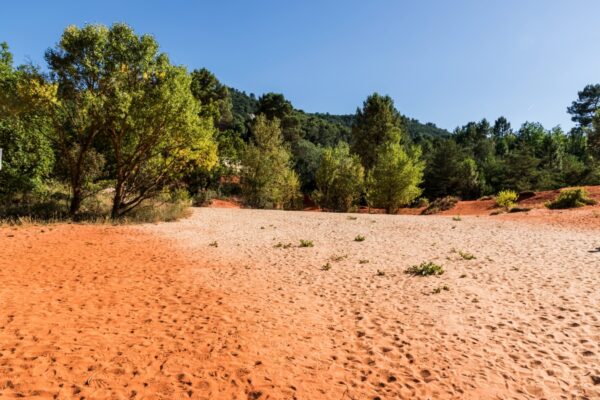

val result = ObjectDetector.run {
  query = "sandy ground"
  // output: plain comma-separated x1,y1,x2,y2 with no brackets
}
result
1,209,599,399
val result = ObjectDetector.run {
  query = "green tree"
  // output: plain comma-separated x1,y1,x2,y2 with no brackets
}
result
190,68,233,129
351,93,406,169
589,111,600,159
313,142,364,212
46,24,217,218
366,142,424,213
0,43,54,200
240,115,301,209
567,84,600,128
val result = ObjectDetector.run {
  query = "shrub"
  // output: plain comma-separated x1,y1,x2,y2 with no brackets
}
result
546,187,597,209
458,251,475,260
422,196,459,215
496,190,518,209
299,239,314,247
405,262,444,276
354,235,366,242
313,142,364,212
321,262,332,271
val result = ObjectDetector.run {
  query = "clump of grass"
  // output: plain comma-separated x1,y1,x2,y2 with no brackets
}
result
209,241,218,247
274,242,292,249
347,215,358,220
330,254,348,262
405,262,444,276
422,196,459,215
432,285,450,294
321,262,332,271
359,259,370,264
458,251,475,260
376,269,386,276
299,239,314,248
546,187,597,209
496,190,518,210
452,215,462,221
354,235,366,242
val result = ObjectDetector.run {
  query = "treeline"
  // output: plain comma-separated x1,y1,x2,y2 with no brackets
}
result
2,23,600,220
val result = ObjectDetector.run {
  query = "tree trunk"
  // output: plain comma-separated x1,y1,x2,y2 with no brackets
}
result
111,180,124,220
69,187,82,217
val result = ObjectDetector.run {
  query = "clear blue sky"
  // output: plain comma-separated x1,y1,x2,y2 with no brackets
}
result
2,1,599,131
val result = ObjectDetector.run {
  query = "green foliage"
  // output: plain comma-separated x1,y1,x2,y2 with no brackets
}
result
351,93,407,170
496,190,518,209
190,68,233,129
458,251,475,260
546,187,597,209
299,239,314,247
313,142,364,212
422,196,459,215
366,142,424,213
405,262,444,276
320,262,332,271
567,84,600,128
240,115,301,209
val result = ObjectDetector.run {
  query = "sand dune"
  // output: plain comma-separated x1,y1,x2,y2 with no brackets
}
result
1,209,599,399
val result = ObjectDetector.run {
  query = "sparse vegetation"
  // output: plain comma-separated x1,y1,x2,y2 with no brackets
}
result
432,285,450,294
209,241,218,247
320,262,332,271
376,270,385,276
405,262,444,276
299,239,314,247
274,242,292,249
496,190,519,210
330,254,348,262
359,259,370,264
452,215,462,221
458,251,476,260
354,234,366,242
546,187,597,209
422,196,459,215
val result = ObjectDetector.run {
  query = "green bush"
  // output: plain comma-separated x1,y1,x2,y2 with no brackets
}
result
405,262,444,276
422,196,459,215
546,188,597,209
496,190,518,209
299,239,314,247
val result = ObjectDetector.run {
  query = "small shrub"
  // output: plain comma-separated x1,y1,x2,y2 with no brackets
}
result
458,251,475,260
459,274,467,278
376,270,385,276
359,259,369,264
209,241,218,247
412,197,430,208
496,190,518,210
330,254,348,262
299,239,314,247
354,235,366,242
422,196,459,215
274,242,292,249
405,262,444,276
509,207,531,213
321,262,332,271
347,215,358,220
452,215,462,221
432,285,450,294
546,188,597,209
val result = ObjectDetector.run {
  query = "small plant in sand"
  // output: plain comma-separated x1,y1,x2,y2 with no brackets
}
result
458,250,475,260
376,269,385,276
495,190,518,210
274,242,292,249
459,274,467,278
405,262,444,276
330,254,348,262
299,239,314,247
452,215,462,221
321,262,332,271
359,259,370,264
209,241,218,247
432,285,450,294
546,187,597,209
347,215,358,220
354,234,366,242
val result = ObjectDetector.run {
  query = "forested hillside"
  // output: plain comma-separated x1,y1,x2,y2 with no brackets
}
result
2,23,600,220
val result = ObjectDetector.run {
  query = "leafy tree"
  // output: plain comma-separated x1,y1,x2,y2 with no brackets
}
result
46,24,217,218
366,142,423,213
351,93,406,169
313,142,364,211
240,115,301,209
190,68,233,129
0,43,54,199
293,139,324,192
567,84,600,128
588,111,600,159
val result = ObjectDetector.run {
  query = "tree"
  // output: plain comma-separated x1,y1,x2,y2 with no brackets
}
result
567,84,600,128
366,142,424,213
46,24,217,218
351,93,406,169
0,43,54,200
190,68,233,129
240,115,301,209
589,111,600,159
313,142,364,212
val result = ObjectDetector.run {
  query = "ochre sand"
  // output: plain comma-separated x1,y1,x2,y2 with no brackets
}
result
1,209,599,399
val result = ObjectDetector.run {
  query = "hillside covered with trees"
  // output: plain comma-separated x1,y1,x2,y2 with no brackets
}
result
2,23,600,220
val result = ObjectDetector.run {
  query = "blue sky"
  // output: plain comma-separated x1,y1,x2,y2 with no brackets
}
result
2,1,599,131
